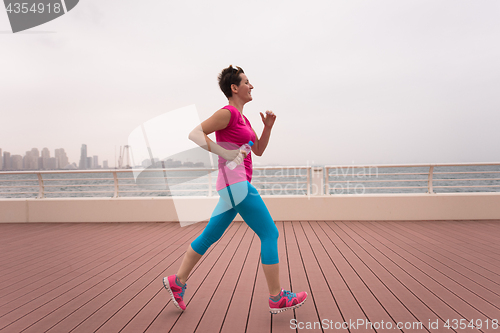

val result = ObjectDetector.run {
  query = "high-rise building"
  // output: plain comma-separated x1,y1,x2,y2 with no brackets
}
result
87,157,92,169
0,148,2,170
48,157,58,170
103,160,109,169
79,144,88,170
30,148,40,170
23,151,31,170
41,148,50,170
3,151,11,171
11,155,23,171
93,155,99,169
55,148,69,169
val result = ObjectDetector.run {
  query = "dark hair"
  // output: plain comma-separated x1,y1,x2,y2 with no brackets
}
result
218,65,244,98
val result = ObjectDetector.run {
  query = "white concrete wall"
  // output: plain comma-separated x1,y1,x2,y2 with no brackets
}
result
1,193,499,223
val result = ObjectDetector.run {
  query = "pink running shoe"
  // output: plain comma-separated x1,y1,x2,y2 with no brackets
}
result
269,289,307,314
163,275,187,311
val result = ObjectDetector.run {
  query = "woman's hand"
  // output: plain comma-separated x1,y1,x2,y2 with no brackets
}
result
260,110,276,129
222,149,248,164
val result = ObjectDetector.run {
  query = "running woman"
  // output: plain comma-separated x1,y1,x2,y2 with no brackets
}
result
163,65,307,314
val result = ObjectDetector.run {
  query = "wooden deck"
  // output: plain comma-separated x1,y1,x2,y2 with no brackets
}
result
0,220,499,333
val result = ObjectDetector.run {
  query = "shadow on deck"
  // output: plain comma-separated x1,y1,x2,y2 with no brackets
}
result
1,220,499,333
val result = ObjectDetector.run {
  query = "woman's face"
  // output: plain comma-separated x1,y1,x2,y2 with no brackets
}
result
233,73,254,102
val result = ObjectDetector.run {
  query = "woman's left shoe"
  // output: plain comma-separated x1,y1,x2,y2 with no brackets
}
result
269,289,307,314
163,275,187,311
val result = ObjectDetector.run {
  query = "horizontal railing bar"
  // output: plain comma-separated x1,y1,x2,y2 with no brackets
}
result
118,189,201,193
0,168,215,175
0,166,312,176
433,185,500,188
328,186,428,190
0,179,38,182
433,178,500,182
328,178,500,184
329,179,428,184
43,191,114,194
118,183,209,187
325,162,500,168
41,184,114,188
117,176,211,180
0,192,38,195
434,171,500,175
257,188,306,191
42,178,114,181
329,172,428,176
252,181,308,185
0,185,38,189
253,174,308,178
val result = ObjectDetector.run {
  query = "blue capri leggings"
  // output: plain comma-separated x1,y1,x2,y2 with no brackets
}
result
191,181,279,265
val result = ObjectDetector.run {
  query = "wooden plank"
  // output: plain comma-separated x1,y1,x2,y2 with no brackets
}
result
306,221,373,332
271,221,295,333
363,221,492,324
218,226,260,333
0,223,162,309
164,223,248,333
355,221,475,328
315,221,383,333
191,224,253,333
20,223,195,333
1,221,499,333
400,221,500,262
389,221,500,297
1,223,177,332
379,221,500,319
244,248,272,333
104,224,210,333
300,222,352,326
0,223,146,292
337,221,441,332
284,222,322,333
0,223,116,275
66,222,211,333
291,221,345,332
145,222,241,332
324,222,410,332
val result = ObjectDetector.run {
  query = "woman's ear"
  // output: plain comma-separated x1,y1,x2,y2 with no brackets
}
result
231,83,238,95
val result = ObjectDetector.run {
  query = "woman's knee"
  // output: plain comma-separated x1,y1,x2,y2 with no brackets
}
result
271,224,279,240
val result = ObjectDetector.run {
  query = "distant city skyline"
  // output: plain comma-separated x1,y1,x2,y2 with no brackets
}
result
0,145,106,171
0,144,207,171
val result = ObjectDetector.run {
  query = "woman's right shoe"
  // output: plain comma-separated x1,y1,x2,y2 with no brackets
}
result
163,275,187,311
269,289,307,314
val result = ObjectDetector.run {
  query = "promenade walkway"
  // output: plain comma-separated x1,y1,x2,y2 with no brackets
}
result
1,220,499,332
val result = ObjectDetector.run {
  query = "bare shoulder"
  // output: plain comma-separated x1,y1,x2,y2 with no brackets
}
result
200,108,232,134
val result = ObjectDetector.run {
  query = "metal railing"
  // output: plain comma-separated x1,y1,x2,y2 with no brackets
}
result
324,162,500,195
1,162,499,198
0,166,312,198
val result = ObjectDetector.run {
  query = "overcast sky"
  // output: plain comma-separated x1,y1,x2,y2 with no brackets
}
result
1,0,499,168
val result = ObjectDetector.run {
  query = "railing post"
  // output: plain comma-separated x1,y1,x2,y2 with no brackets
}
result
311,167,324,196
113,171,119,198
427,166,435,194
324,167,329,195
36,173,44,199
207,171,213,197
306,167,311,197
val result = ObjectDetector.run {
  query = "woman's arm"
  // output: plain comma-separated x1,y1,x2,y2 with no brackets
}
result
251,111,276,156
188,108,242,162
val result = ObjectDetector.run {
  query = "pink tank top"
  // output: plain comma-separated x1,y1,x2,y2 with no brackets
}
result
215,105,257,191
